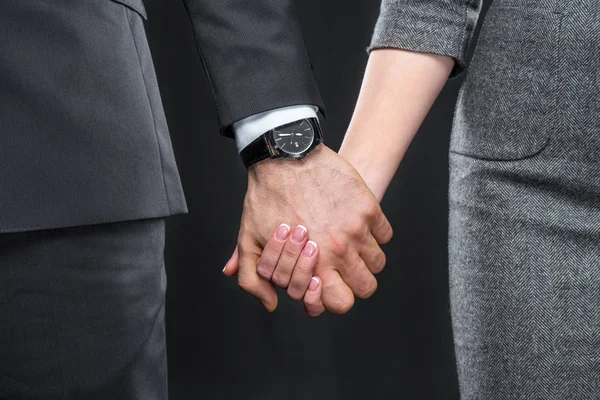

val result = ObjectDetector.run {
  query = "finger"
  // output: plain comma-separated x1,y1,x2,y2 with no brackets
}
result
359,236,387,275
256,224,292,280
237,236,278,312
222,246,240,276
287,240,318,300
319,268,355,314
271,225,308,288
368,204,394,245
335,253,378,300
303,276,325,317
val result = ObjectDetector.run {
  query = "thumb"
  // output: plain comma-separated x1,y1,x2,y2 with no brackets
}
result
238,240,278,312
222,246,240,276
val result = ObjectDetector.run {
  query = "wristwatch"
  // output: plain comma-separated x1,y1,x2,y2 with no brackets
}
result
240,118,323,168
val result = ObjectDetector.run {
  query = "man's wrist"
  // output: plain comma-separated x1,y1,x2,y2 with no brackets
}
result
233,105,319,153
248,143,326,176
240,116,323,169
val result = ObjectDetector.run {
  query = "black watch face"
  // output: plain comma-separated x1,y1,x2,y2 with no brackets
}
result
272,119,315,155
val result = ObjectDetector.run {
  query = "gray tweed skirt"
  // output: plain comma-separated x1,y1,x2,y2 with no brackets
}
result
447,1,600,398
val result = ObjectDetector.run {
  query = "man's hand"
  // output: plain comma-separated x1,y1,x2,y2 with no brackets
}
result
236,144,393,314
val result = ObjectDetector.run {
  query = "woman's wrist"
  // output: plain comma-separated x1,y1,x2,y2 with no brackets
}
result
339,49,454,202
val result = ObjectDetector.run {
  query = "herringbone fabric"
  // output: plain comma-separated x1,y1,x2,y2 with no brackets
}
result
371,0,600,397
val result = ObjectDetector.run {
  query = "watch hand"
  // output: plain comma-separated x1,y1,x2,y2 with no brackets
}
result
277,133,293,136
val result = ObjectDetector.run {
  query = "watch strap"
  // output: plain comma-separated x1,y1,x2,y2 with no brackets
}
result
240,134,271,168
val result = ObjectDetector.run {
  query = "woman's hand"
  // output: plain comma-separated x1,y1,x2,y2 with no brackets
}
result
223,224,325,317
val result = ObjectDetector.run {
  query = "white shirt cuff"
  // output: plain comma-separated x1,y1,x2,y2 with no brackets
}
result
232,105,319,153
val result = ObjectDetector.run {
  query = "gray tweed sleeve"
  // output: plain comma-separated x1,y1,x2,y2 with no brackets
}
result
369,0,482,77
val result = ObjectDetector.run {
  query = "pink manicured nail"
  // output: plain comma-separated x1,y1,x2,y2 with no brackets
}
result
302,240,317,257
276,224,291,240
292,225,307,243
308,277,320,292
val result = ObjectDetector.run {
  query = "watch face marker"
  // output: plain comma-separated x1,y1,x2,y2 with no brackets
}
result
272,119,315,155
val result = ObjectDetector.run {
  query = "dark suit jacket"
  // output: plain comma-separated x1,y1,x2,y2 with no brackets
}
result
0,0,324,233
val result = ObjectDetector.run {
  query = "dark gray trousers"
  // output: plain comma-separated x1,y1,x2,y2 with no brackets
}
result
0,217,168,399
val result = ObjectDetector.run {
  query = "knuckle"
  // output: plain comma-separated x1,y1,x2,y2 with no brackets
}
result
287,285,303,301
292,262,313,276
255,256,270,270
306,306,324,317
263,243,282,258
237,275,256,293
374,252,387,274
355,277,378,299
381,225,394,244
256,264,272,280
330,298,354,315
256,253,275,277
271,272,290,288
363,200,380,219
346,217,366,238
282,245,299,259
323,284,354,314
328,235,350,257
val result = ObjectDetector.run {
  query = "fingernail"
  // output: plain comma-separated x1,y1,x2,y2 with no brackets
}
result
308,277,320,292
292,225,307,243
222,265,227,274
276,224,291,240
302,240,317,257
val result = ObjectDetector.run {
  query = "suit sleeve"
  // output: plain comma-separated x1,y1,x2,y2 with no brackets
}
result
180,0,325,137
368,0,483,77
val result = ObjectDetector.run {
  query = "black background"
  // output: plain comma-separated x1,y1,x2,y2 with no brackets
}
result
143,0,488,398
